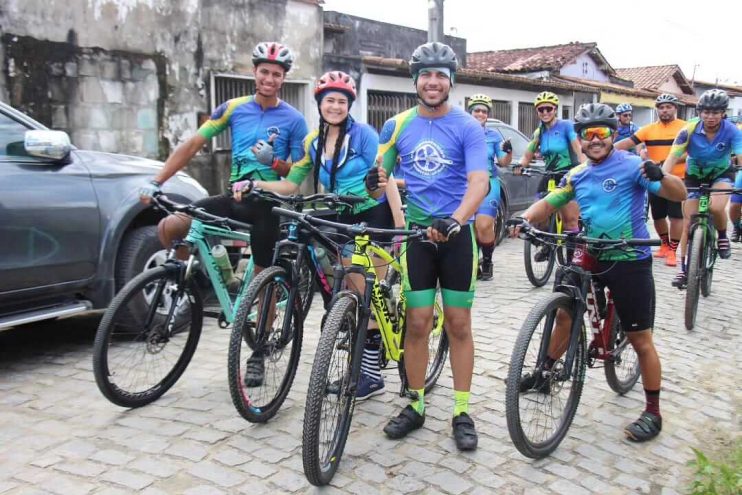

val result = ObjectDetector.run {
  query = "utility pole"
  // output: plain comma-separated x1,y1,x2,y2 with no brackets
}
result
427,0,444,43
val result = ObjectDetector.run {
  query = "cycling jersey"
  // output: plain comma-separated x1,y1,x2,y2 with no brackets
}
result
287,119,381,214
526,119,579,171
545,150,661,261
669,118,742,178
484,127,507,177
630,119,686,177
731,169,742,204
197,96,308,183
616,122,639,154
377,106,488,226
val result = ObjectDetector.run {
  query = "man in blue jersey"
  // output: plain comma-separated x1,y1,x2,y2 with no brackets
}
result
372,42,489,451
512,103,686,442
467,94,513,280
615,103,642,155
139,42,308,273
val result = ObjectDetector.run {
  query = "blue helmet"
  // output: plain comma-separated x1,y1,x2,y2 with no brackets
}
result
615,103,632,115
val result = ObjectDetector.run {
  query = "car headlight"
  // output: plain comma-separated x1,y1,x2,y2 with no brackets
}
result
176,173,208,196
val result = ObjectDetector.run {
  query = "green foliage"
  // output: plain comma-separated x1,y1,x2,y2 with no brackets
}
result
688,443,742,495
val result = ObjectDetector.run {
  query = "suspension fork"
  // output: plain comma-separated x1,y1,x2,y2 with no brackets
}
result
552,276,588,381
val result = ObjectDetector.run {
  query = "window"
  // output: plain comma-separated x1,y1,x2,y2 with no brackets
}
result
492,100,512,124
367,91,418,132
562,106,573,121
518,101,539,137
0,112,31,157
210,74,307,151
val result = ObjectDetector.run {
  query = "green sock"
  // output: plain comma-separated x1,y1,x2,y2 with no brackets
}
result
410,388,425,415
453,390,470,417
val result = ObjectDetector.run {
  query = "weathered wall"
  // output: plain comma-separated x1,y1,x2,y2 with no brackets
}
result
0,0,322,192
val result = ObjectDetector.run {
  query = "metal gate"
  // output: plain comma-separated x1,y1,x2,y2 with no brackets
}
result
518,101,539,136
367,91,418,132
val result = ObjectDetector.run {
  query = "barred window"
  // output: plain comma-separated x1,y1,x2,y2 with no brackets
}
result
518,101,539,136
210,73,307,151
491,100,512,124
367,90,418,132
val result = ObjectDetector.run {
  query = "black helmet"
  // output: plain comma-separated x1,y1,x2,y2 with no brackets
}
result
573,103,618,133
409,42,458,77
697,89,729,111
655,93,679,107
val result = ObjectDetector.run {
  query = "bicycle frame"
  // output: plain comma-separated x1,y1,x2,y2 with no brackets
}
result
688,187,716,272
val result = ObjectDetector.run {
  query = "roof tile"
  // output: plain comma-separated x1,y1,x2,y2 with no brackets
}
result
467,42,596,73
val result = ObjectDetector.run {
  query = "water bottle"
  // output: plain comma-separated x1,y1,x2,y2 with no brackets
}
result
314,246,334,286
211,244,235,285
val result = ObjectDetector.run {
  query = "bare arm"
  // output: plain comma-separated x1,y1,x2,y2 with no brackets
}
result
252,179,300,196
451,170,490,225
498,152,513,167
662,153,681,175
614,137,636,152
521,198,557,225
154,134,208,184
519,148,535,168
655,174,687,202
385,174,406,228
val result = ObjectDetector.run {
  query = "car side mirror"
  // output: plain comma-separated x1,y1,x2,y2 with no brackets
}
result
24,130,72,161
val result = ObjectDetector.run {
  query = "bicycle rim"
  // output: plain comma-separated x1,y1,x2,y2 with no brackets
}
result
684,229,704,330
523,215,557,287
228,266,302,423
603,313,641,395
298,254,316,318
701,233,715,297
302,295,357,486
505,292,585,458
93,266,203,408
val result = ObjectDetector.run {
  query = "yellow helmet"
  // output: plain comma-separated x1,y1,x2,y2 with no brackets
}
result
534,91,559,108
467,94,493,112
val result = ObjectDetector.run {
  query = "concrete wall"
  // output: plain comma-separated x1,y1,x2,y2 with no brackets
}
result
0,0,322,192
560,53,610,82
658,77,684,95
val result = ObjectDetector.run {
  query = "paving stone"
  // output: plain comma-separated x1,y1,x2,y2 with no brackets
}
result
101,469,156,490
189,460,246,488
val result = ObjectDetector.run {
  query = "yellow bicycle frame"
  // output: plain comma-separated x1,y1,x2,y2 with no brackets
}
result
349,235,445,364
548,178,564,240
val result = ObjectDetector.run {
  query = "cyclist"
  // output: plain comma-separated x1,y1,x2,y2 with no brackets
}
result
515,91,584,256
235,70,404,399
616,94,686,267
732,159,742,242
373,41,489,451
662,89,742,287
467,94,513,280
513,103,686,442
614,103,642,155
139,41,307,272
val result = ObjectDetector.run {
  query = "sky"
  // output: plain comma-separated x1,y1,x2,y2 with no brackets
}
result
321,0,742,86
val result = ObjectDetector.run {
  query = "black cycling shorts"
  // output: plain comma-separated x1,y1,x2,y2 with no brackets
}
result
402,224,477,308
537,171,568,197
594,257,655,332
685,167,736,200
648,193,683,220
192,194,279,268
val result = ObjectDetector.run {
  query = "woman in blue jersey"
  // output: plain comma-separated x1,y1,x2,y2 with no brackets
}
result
515,92,584,249
235,71,404,400
467,94,512,280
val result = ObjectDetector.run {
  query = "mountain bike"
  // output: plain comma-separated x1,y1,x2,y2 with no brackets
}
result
684,185,741,330
273,209,447,486
521,169,568,287
505,220,659,459
226,190,368,423
92,192,310,408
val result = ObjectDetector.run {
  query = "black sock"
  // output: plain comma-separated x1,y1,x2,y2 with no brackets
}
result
644,388,661,417
481,242,495,263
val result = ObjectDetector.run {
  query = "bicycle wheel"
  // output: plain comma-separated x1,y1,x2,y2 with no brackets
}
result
505,291,586,459
93,265,203,408
523,214,557,287
298,253,316,318
685,227,704,330
604,313,641,395
228,266,302,423
303,294,358,486
701,230,715,298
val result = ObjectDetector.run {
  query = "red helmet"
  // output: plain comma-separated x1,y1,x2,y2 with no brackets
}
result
251,42,294,71
314,71,357,102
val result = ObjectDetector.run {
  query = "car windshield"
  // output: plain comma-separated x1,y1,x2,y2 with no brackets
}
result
494,125,529,158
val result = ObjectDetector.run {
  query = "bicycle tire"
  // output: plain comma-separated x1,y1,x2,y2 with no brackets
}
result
701,230,715,298
93,265,203,408
505,291,586,459
298,253,316,318
685,227,704,330
302,294,358,486
604,313,641,395
228,266,303,423
523,214,557,287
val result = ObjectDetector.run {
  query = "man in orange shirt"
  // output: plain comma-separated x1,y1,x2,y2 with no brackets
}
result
616,94,686,266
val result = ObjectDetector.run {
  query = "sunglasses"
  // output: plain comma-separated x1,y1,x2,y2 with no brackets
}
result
537,106,556,114
579,127,614,140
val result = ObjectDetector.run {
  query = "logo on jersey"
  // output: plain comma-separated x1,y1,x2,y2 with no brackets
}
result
602,178,618,192
266,126,281,138
411,140,453,177
715,142,727,152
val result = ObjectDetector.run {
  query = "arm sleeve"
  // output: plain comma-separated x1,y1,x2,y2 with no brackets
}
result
286,134,315,186
360,125,380,170
289,118,309,163
566,121,577,141
669,127,690,159
492,134,507,160
197,101,231,140
544,170,575,209
377,118,399,175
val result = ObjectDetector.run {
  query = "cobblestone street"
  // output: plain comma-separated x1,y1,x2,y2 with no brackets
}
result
1,236,740,495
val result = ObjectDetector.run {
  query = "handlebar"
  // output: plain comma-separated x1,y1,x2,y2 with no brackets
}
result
518,168,564,177
506,219,661,248
685,185,742,195
151,192,253,231
248,188,367,208
272,207,425,239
